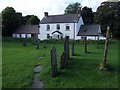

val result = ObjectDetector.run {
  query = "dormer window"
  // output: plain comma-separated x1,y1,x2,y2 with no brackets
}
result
47,25,50,31
57,24,60,30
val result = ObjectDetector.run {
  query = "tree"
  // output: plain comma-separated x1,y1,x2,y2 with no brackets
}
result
94,1,120,38
64,2,82,14
2,7,20,36
100,26,111,71
81,6,94,24
22,15,33,25
26,15,40,25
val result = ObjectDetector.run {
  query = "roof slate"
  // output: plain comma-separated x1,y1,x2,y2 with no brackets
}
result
77,24,102,36
40,14,81,24
14,25,39,34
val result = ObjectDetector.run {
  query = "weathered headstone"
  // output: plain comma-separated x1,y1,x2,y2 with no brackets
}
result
43,41,46,48
60,52,66,69
50,47,58,77
23,40,27,47
36,41,39,49
64,36,70,63
32,34,37,45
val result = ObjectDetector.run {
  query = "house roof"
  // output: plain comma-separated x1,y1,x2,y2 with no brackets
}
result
14,25,39,34
40,14,81,24
77,24,102,36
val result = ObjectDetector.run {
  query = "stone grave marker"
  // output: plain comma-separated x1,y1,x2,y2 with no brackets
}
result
23,40,26,47
60,52,66,69
50,47,58,77
36,41,39,49
43,41,46,48
64,36,70,64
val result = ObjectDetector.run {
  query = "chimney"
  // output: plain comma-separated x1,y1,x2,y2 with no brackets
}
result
44,12,48,17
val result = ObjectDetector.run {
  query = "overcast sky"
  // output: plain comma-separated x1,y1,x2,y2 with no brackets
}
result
0,0,107,19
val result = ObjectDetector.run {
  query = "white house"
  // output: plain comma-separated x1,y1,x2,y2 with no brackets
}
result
12,12,106,40
39,12,84,40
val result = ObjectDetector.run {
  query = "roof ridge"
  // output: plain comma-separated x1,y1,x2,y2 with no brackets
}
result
48,13,80,17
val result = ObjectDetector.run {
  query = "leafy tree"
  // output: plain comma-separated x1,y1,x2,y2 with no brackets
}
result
26,15,40,25
22,15,33,25
2,7,20,36
81,6,94,24
64,2,82,14
64,3,94,25
94,1,120,38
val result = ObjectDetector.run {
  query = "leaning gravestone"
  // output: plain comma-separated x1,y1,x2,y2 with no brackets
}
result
64,36,70,64
50,47,58,77
60,52,66,69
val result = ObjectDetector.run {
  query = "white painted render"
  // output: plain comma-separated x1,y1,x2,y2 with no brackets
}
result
39,16,84,40
12,34,34,38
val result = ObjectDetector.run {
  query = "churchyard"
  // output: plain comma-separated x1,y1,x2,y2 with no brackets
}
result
2,38,118,88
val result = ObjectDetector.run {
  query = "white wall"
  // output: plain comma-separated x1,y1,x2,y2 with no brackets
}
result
12,34,33,38
39,19,84,40
39,23,75,40
39,16,84,40
21,34,26,38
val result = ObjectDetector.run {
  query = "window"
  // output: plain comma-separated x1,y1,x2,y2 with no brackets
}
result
47,25,50,31
47,34,50,39
57,24,60,30
66,24,70,31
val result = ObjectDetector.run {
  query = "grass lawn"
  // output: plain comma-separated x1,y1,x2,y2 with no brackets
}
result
2,40,118,88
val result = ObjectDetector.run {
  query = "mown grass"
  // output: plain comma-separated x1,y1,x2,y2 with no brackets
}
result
2,39,118,88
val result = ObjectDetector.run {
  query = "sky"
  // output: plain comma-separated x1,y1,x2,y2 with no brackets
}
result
0,0,107,20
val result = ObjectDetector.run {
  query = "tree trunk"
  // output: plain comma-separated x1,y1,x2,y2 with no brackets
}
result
100,26,110,71
85,36,87,53
97,36,99,49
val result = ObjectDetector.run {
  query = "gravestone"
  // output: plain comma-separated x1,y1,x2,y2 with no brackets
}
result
43,41,46,48
60,52,66,69
64,36,70,64
36,41,39,49
32,34,37,45
50,47,57,77
23,40,27,47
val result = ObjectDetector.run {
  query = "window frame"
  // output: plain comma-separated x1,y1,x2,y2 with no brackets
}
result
56,24,60,30
47,34,50,39
46,25,50,31
66,24,70,31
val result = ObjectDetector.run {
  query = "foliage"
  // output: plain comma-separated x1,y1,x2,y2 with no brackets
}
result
1,7,40,36
22,15,33,25
81,6,94,24
64,2,82,14
26,15,40,25
64,3,94,25
94,2,120,38
2,39,118,88
2,7,20,36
